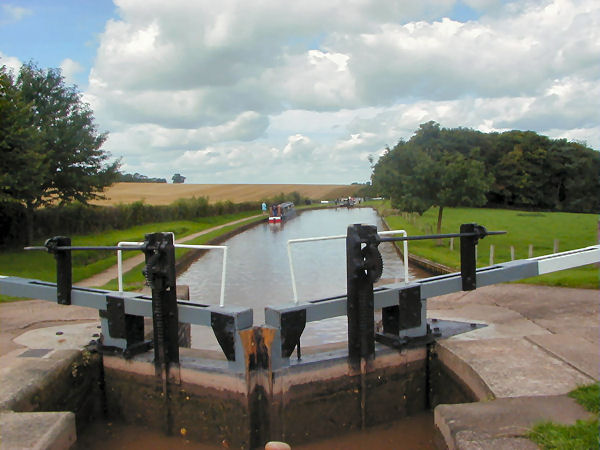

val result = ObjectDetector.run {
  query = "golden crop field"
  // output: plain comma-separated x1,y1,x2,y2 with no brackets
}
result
91,183,359,206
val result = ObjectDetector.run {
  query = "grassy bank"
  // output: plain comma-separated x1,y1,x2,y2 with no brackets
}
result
369,201,598,288
528,383,599,449
0,211,261,302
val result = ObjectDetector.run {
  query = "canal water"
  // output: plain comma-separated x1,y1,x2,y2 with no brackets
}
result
76,208,438,449
77,411,435,449
178,207,428,349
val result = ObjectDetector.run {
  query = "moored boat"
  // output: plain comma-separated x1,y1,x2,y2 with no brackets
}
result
268,202,296,223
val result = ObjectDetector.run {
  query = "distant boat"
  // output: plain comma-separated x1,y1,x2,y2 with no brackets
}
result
339,197,355,207
268,202,296,223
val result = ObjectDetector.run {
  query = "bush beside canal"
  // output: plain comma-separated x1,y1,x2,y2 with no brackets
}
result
369,201,598,289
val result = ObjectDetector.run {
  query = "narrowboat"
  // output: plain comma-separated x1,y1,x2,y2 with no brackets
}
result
268,202,296,223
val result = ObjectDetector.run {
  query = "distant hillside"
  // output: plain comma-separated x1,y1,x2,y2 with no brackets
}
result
92,183,358,205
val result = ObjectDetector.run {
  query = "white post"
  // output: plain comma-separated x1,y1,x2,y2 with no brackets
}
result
449,237,454,251
117,241,144,293
403,239,409,283
510,246,515,261
117,249,123,292
287,241,299,304
219,247,227,307
489,244,494,265
528,244,533,258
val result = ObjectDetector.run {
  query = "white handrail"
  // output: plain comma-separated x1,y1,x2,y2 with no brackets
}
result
286,229,409,304
175,244,228,307
117,241,142,292
378,229,409,285
117,238,229,307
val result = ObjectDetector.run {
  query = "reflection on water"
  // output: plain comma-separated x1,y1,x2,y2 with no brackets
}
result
178,208,428,349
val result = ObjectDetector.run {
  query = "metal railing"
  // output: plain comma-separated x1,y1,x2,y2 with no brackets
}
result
286,229,409,304
117,239,228,307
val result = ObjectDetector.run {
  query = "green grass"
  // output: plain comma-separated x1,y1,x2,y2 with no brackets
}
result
99,216,264,292
528,383,599,449
569,383,600,414
0,212,260,301
373,201,598,288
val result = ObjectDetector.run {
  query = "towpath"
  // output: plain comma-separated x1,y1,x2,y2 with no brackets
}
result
78,214,262,288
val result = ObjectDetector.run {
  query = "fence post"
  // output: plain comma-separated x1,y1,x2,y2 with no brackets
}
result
450,237,454,251
460,223,480,291
45,236,72,305
528,244,533,258
489,244,494,265
510,246,515,261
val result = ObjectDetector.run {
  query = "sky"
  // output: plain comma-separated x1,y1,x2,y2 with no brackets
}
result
1,0,598,184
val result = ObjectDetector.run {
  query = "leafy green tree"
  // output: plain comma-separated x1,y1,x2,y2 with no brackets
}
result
0,62,119,243
372,122,599,215
172,173,186,183
372,129,493,239
0,66,44,208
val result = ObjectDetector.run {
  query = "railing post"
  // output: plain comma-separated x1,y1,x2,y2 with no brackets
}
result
346,224,382,368
45,236,72,305
460,223,489,291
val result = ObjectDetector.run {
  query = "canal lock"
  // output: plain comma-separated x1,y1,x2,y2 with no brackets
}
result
9,215,504,448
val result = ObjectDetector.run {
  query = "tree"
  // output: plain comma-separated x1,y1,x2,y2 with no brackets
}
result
372,130,493,241
172,173,186,184
118,172,167,183
0,63,119,243
372,122,599,217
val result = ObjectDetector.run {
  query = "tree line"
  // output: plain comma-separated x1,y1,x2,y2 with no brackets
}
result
370,121,599,233
117,172,167,183
116,173,189,184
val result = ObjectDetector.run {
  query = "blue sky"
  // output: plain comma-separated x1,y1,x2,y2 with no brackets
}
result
1,0,598,184
0,1,117,87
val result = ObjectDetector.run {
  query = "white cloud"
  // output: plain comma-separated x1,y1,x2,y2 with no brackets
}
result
1,4,32,24
0,52,21,74
60,58,84,85
85,0,599,183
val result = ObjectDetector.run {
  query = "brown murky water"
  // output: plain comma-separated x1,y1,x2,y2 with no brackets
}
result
76,412,436,449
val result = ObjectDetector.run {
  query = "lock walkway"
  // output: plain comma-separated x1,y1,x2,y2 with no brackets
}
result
0,283,597,448
429,283,598,449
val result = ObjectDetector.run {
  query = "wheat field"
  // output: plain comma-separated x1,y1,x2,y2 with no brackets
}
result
91,183,358,206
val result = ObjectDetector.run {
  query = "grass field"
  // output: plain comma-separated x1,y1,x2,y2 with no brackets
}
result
372,201,598,289
0,211,261,301
92,183,357,205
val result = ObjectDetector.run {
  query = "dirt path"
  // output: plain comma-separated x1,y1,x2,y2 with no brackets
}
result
78,214,262,288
